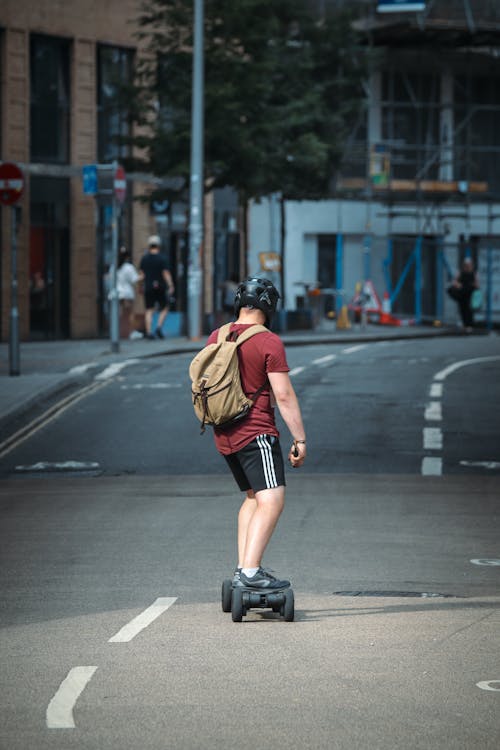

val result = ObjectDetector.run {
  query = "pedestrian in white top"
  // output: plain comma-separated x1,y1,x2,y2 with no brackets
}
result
117,248,139,339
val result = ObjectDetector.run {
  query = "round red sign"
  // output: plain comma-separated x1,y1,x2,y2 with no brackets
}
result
0,162,24,206
114,165,127,203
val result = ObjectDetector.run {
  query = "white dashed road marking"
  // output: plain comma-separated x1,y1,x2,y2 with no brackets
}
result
15,461,100,473
423,427,443,450
342,345,367,354
430,383,443,398
120,382,182,390
108,597,177,643
421,457,443,476
289,366,305,377
434,355,500,381
312,354,336,365
68,362,98,375
470,559,500,567
422,355,500,476
460,461,500,470
424,401,442,421
95,359,141,381
476,681,500,692
46,666,98,729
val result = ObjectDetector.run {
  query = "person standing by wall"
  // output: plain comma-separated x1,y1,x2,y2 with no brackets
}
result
138,235,175,339
204,277,307,590
447,257,480,332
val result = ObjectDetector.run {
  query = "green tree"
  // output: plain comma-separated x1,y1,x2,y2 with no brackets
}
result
128,0,365,202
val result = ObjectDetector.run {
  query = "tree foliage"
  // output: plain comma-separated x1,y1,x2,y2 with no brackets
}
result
127,0,365,201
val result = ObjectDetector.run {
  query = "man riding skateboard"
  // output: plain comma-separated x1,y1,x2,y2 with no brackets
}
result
205,277,307,590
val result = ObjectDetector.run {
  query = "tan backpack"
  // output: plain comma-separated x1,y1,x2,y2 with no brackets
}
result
189,323,268,433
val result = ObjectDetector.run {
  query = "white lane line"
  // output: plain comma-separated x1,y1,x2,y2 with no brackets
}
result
108,597,177,643
312,354,336,365
289,366,305,377
423,427,442,450
120,383,182,390
46,666,97,729
430,383,442,398
424,401,442,421
15,461,99,473
460,460,500,470
68,362,98,375
434,355,500,382
477,681,500,692
342,345,367,354
421,457,443,476
470,558,500,567
95,359,141,381
0,381,108,460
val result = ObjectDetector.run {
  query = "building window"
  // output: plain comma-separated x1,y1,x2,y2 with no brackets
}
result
30,35,70,163
381,69,441,181
454,69,500,194
97,45,134,162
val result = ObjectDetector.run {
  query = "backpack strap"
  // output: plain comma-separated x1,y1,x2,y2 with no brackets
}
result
234,324,269,401
216,323,233,344
216,323,268,345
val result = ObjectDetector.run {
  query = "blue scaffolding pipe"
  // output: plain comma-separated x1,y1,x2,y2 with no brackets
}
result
414,235,422,324
382,237,393,295
436,240,444,321
363,234,371,280
388,236,423,323
336,233,343,312
486,246,493,331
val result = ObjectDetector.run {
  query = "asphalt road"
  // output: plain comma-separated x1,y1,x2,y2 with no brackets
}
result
0,334,499,477
1,334,499,749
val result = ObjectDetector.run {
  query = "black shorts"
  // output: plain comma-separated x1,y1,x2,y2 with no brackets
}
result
224,435,286,493
144,288,168,311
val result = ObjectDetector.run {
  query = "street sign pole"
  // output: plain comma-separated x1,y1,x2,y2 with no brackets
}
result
110,193,120,353
0,161,24,375
9,206,20,375
187,0,204,340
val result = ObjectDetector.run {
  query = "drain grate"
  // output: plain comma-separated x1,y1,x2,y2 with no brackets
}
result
333,590,458,598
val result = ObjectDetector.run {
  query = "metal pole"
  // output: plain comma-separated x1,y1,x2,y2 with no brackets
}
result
109,195,120,353
187,0,204,340
9,206,20,376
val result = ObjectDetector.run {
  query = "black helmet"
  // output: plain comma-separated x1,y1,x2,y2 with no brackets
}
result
234,277,280,326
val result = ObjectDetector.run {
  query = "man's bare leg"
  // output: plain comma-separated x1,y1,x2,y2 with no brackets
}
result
157,306,168,331
237,492,257,567
144,308,153,335
241,486,285,569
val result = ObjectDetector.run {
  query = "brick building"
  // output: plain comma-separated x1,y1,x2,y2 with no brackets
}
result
0,0,174,341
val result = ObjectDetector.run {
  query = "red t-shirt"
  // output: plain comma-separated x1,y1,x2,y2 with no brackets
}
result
206,323,290,455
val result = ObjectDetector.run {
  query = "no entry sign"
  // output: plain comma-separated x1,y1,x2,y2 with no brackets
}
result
0,162,24,206
114,165,127,203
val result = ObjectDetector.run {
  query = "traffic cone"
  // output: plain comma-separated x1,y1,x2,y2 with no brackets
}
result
380,292,392,325
336,304,351,330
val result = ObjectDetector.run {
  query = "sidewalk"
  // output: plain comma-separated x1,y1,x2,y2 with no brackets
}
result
0,323,463,431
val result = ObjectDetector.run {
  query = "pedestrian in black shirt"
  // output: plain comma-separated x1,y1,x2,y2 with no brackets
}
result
138,235,175,339
447,257,479,332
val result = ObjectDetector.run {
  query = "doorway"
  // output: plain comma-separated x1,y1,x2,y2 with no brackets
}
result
29,177,70,339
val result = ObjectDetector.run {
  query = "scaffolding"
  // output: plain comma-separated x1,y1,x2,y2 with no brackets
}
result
336,0,500,327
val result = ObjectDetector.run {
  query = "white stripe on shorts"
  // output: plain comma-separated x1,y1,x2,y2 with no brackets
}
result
256,435,278,488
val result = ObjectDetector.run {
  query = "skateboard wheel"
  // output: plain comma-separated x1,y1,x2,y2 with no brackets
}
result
231,588,244,622
221,579,232,613
283,589,294,622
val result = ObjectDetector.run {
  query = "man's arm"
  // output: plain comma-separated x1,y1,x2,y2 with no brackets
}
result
267,371,306,468
162,269,175,293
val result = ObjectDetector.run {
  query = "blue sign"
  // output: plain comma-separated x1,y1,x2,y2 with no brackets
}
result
82,164,98,195
377,1,426,11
